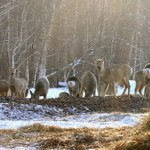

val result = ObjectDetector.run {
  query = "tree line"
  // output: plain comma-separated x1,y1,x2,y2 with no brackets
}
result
0,0,150,87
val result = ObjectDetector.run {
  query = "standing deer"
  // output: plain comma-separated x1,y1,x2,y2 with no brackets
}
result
9,67,28,98
30,76,50,99
95,59,133,96
81,71,97,97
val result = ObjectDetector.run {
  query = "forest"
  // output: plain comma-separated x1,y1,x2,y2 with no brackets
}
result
0,0,150,87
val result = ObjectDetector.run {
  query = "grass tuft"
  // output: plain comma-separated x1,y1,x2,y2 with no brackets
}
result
19,123,64,133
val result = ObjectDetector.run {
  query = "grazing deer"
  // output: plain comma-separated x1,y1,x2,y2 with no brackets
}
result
67,76,82,97
95,59,133,96
9,67,28,98
0,80,9,96
81,71,97,97
30,76,50,99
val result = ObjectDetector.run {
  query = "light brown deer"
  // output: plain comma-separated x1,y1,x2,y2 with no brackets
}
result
0,80,9,96
95,59,133,96
9,67,28,98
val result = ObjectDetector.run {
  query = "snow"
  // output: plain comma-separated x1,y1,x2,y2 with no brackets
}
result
58,81,67,87
0,113,146,129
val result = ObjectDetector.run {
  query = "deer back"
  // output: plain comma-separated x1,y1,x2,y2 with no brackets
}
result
34,76,50,96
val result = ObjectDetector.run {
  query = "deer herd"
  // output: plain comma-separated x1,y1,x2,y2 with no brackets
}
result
0,59,150,99
66,59,150,98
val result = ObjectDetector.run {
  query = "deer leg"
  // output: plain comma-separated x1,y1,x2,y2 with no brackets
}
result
112,82,116,96
139,85,144,96
22,91,25,98
135,84,139,96
122,86,126,95
102,83,109,97
43,94,46,99
125,81,130,95
93,90,96,97
121,81,127,96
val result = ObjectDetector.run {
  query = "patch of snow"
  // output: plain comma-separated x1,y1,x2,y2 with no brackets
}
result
58,81,67,87
0,113,147,129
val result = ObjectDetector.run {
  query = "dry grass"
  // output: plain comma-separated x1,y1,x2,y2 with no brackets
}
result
110,114,150,150
19,123,64,133
0,123,132,149
1,114,150,149
141,114,150,131
113,133,150,150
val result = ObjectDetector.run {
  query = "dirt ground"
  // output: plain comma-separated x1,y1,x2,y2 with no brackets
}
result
0,95,150,113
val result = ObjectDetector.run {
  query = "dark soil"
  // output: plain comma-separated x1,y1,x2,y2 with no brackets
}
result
0,95,150,113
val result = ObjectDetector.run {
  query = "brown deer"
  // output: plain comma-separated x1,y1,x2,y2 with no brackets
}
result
30,76,50,99
135,68,150,96
0,80,9,96
9,67,28,98
81,71,97,97
134,62,150,96
67,76,82,97
144,71,150,98
95,59,133,96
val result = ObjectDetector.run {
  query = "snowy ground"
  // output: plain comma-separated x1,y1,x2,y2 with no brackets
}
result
0,80,147,130
0,113,146,130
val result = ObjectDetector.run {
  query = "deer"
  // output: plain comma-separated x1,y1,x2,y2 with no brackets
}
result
67,76,82,97
135,68,150,96
95,59,133,96
9,67,28,98
30,76,50,99
81,71,97,97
